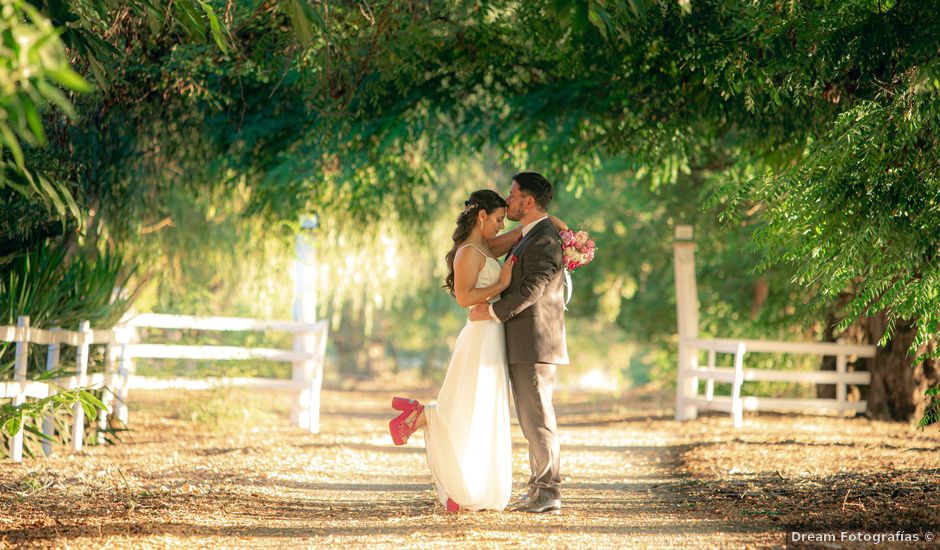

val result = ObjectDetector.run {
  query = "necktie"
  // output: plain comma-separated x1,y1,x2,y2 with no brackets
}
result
508,233,523,259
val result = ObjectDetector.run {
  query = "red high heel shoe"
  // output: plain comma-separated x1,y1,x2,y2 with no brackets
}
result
389,401,424,445
391,397,420,411
446,498,461,513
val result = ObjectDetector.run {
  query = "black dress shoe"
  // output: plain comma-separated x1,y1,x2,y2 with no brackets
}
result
518,495,561,514
507,495,531,511
508,489,540,510
506,496,532,512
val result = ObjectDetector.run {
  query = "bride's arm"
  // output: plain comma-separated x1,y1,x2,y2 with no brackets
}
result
453,249,514,308
483,225,522,258
485,215,570,256
548,214,568,231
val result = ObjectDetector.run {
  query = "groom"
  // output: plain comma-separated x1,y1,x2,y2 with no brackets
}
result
471,171,568,514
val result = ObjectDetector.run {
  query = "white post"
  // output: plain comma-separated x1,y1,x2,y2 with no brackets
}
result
731,342,746,429
115,329,133,425
10,316,29,463
42,327,61,456
291,215,320,432
99,342,116,434
71,321,91,451
705,348,716,402
292,330,316,430
308,322,329,433
835,353,847,415
674,225,700,420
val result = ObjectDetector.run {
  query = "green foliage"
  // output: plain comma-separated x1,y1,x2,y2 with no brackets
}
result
918,384,940,430
36,0,232,89
716,59,940,354
1,0,235,239
0,235,129,458
0,386,106,456
0,234,134,431
281,0,329,45
0,237,134,331
0,0,88,218
0,1,936,426
124,182,295,318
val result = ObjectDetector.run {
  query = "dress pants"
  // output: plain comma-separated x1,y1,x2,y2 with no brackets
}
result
508,362,561,500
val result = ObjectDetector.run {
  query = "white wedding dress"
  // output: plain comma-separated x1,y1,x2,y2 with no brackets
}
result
423,244,512,511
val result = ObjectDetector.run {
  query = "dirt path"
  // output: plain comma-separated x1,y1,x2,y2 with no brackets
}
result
1,386,937,548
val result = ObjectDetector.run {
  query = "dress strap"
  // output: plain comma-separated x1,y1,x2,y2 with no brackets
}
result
457,243,492,259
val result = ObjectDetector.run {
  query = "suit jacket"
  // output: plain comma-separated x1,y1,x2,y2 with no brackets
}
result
492,218,569,366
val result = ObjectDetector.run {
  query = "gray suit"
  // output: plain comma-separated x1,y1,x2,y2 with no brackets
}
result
492,217,568,500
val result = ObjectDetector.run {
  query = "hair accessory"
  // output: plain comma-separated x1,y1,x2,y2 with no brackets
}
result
463,200,479,214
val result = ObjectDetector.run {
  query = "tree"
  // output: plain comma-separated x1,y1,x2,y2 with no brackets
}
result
300,0,940,421
4,0,937,423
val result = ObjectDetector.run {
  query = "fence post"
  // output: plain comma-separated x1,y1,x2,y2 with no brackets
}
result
291,215,320,432
291,329,315,430
673,225,700,420
835,352,847,415
731,342,746,429
309,322,328,433
290,323,328,433
10,316,30,463
71,321,91,451
42,327,61,456
115,329,133,425
705,347,716,402
99,342,117,435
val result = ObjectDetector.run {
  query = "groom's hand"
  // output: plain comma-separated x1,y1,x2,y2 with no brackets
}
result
468,304,493,321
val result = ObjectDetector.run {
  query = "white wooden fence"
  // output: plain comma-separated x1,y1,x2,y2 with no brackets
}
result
2,313,328,462
0,316,128,462
676,337,877,428
672,226,878,426
121,313,329,432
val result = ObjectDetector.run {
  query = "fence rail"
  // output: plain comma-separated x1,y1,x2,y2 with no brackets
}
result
123,313,329,433
128,344,313,362
672,225,879,426
123,313,319,333
124,376,302,391
2,312,328,463
676,337,876,427
1,316,123,462
0,324,118,346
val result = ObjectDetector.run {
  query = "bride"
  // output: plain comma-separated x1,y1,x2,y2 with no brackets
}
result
388,189,565,513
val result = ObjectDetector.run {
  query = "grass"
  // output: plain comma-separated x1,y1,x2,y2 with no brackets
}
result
169,387,284,431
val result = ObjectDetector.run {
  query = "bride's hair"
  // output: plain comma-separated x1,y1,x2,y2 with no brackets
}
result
444,189,507,296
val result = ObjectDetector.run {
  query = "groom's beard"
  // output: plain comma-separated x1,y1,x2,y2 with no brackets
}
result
507,205,523,221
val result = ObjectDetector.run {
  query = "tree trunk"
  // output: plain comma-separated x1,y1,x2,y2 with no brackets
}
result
865,315,940,421
817,292,869,402
819,300,938,420
331,303,368,377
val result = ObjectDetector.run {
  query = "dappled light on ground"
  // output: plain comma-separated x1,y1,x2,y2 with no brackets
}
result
1,386,937,548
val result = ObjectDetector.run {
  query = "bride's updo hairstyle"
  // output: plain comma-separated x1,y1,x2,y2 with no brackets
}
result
444,189,508,296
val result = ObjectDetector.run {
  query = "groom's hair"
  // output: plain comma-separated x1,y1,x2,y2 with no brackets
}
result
512,172,553,211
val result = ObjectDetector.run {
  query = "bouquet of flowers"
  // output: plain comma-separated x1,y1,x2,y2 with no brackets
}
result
559,229,596,271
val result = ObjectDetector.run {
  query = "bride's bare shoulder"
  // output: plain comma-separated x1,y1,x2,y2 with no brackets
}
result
457,242,493,256
454,243,488,270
